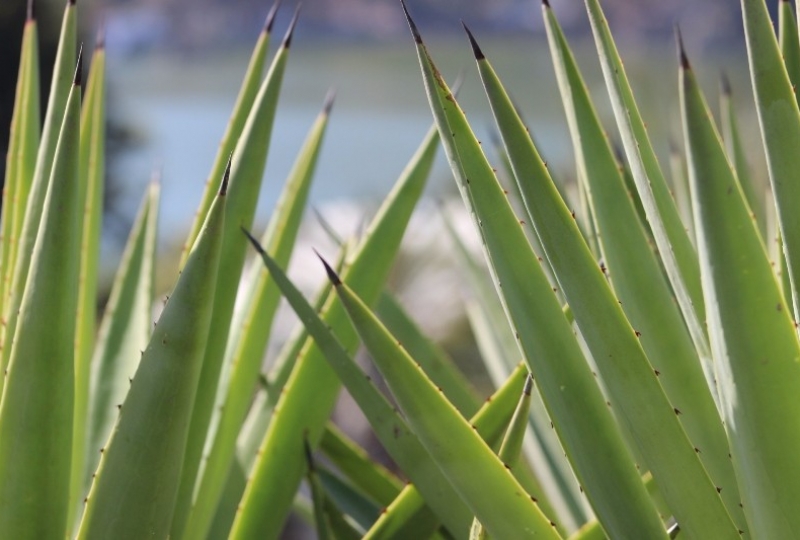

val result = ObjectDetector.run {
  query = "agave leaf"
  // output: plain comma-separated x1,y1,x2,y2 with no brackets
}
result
0,64,81,539
306,441,334,540
229,123,438,539
325,261,559,539
741,0,800,324
183,90,332,540
669,142,694,239
376,292,481,416
179,1,280,264
470,21,741,538
1,0,76,385
0,11,40,331
70,39,107,526
364,362,533,540
170,15,297,538
470,374,533,540
583,0,708,352
83,182,159,496
719,77,764,239
407,6,667,537
319,424,404,507
237,235,475,537
681,46,800,538
76,168,227,539
318,467,381,533
780,0,800,97
543,8,743,528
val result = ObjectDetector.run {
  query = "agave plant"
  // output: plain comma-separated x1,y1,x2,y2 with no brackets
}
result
3,0,800,538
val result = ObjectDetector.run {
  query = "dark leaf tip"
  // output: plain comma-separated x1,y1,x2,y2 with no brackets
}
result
74,45,84,86
220,153,232,196
323,88,336,115
523,373,533,396
68,0,76,5
675,25,690,70
720,71,732,96
400,0,423,44
96,20,106,49
264,0,282,33
241,227,266,256
314,249,341,285
282,5,301,48
542,0,550,7
462,22,484,60
27,0,35,20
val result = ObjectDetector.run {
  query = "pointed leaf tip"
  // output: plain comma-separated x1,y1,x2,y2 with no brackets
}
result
523,374,533,396
400,0,423,44
219,154,232,195
323,88,336,115
264,0,282,33
314,249,341,285
27,0,34,20
675,25,690,70
282,5,301,48
542,0,550,7
69,0,76,5
303,438,315,471
74,45,84,86
720,71,732,97
96,20,106,49
462,22,485,61
241,227,266,256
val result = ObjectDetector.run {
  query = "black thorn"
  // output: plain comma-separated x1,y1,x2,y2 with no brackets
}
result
721,71,732,97
523,373,533,396
314,249,341,285
542,0,550,7
27,0,34,20
462,22,484,61
400,0,422,44
303,438,315,471
322,88,336,115
241,226,266,256
220,153,232,196
675,25,689,70
74,45,83,86
264,0,282,33
69,0,76,5
282,5,301,48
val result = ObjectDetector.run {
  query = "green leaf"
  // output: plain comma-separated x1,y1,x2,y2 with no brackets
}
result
76,167,227,539
171,15,297,538
0,12,40,333
182,90,332,540
408,7,667,537
543,7,742,528
681,46,800,538
583,0,707,350
179,1,280,265
83,182,159,497
470,21,738,537
0,65,81,539
229,123,438,539
326,262,559,539
1,0,76,385
779,0,800,99
306,440,334,540
741,0,800,323
70,40,107,527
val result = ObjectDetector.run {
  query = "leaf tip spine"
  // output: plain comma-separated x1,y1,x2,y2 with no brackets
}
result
96,20,106,49
542,0,550,7
314,249,341,285
523,373,533,396
674,24,690,70
462,21,485,61
27,0,34,20
68,0,76,6
323,88,336,115
282,4,300,48
241,227,266,256
264,0,282,33
220,153,232,196
720,70,732,97
74,44,84,86
400,0,423,44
